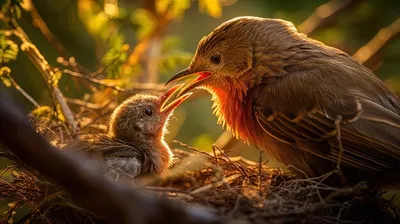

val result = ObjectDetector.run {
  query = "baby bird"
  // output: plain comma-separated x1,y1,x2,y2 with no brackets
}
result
62,85,191,182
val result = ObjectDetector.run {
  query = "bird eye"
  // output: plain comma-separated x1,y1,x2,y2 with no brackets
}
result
144,108,153,116
210,54,221,64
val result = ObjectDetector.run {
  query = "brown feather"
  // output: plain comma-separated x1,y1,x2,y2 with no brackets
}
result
167,16,400,187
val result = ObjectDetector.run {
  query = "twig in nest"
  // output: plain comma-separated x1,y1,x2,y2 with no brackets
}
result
190,174,241,195
213,145,257,186
212,144,219,168
173,140,215,159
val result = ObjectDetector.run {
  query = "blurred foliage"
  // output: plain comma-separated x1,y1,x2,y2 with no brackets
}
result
0,33,18,64
1,0,22,19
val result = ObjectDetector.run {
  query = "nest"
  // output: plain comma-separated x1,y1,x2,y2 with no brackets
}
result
1,138,399,224
0,112,398,224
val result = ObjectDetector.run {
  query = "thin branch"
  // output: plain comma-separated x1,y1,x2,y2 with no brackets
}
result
1,70,40,108
353,17,400,64
9,19,78,132
63,69,166,93
298,0,363,35
80,110,113,130
23,0,71,60
63,69,125,92
190,174,241,195
65,98,106,110
0,88,222,224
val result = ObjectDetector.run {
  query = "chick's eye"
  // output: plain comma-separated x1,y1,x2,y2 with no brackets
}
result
144,108,153,116
210,54,221,64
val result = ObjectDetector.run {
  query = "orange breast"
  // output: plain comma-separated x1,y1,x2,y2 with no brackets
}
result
209,86,261,145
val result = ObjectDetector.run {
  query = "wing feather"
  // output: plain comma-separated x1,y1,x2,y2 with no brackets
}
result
255,98,400,173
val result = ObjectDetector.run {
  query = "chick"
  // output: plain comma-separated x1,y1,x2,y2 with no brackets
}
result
62,85,191,182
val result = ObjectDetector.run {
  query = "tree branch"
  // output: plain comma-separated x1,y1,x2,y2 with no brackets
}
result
1,69,40,108
22,0,71,60
298,0,363,35
65,97,107,110
0,88,221,224
352,17,400,65
9,19,78,131
63,69,166,93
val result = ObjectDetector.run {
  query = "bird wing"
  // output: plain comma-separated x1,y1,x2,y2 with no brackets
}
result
254,97,400,172
61,134,146,179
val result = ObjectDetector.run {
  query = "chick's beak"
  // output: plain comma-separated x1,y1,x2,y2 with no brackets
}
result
160,83,192,114
165,68,212,97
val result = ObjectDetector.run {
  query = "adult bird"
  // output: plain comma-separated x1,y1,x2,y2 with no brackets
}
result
166,16,400,187
62,85,191,182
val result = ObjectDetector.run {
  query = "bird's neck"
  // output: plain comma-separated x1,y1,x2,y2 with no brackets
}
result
206,81,259,144
149,139,173,176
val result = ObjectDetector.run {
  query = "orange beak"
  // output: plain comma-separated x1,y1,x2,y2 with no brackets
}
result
165,68,212,97
160,84,192,114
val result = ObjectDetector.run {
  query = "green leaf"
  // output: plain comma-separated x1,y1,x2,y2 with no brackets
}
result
52,70,62,86
0,35,19,64
130,8,157,39
161,35,182,53
158,35,193,74
100,44,129,78
1,0,23,19
30,105,65,123
0,66,13,87
159,51,193,74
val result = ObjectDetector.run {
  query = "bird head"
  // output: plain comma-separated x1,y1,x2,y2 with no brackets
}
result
108,84,191,143
165,16,299,96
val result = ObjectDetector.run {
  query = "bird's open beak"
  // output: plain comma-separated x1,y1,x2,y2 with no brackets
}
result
160,83,192,114
165,68,212,97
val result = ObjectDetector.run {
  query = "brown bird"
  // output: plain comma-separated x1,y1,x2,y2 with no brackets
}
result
62,85,191,182
166,16,400,187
